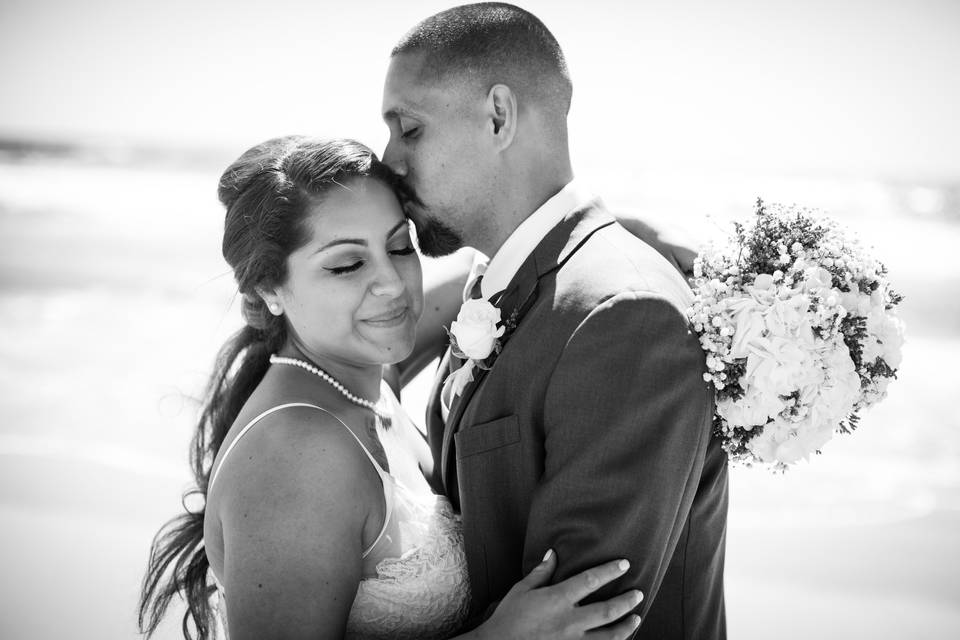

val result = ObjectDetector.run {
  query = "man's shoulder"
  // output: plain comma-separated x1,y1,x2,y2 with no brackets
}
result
554,216,694,316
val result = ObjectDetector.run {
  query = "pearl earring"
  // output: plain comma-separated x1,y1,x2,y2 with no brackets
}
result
269,303,281,315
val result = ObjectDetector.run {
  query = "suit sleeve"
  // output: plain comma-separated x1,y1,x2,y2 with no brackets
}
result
526,292,714,618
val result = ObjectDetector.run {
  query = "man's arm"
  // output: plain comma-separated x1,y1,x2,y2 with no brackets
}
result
525,293,714,622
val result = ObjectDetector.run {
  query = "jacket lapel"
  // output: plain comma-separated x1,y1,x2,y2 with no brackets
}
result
439,202,617,495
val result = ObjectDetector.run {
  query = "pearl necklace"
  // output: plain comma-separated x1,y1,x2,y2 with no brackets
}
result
269,354,391,422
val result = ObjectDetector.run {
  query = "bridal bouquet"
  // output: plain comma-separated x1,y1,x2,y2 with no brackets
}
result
687,199,904,470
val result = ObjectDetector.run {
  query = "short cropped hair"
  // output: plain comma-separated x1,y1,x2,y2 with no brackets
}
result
392,2,572,115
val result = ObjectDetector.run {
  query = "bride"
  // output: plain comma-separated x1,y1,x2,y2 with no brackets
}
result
139,136,643,639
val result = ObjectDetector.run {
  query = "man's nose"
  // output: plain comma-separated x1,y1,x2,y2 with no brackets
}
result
381,139,407,176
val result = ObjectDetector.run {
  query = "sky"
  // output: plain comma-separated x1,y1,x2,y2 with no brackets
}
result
1,0,958,179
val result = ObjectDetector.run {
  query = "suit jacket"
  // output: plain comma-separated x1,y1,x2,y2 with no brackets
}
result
425,201,728,640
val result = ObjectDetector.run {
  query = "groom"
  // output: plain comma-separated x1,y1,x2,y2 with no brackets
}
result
384,4,728,638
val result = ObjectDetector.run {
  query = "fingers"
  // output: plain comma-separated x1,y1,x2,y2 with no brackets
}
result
584,613,642,640
575,589,643,631
515,548,558,592
557,558,632,603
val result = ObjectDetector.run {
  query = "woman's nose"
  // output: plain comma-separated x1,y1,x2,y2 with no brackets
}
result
370,261,405,297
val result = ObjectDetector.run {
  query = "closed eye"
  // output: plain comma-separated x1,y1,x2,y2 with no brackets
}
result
401,126,420,139
390,246,415,256
327,261,363,275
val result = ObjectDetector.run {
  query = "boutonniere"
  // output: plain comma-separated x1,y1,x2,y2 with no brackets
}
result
446,298,521,397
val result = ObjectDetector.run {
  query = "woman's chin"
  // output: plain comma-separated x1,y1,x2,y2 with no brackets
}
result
374,342,416,366
359,327,417,365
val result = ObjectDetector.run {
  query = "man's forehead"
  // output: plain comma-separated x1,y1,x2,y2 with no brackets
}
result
382,52,465,118
383,54,429,108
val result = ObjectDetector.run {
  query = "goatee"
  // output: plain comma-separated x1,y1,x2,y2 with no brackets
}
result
412,216,464,257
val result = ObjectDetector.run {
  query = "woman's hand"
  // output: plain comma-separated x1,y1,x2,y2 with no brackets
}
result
474,550,643,640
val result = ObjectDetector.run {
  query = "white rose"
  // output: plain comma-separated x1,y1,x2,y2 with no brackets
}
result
449,299,505,360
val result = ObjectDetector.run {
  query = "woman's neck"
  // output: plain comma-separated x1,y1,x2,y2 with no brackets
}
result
278,341,383,403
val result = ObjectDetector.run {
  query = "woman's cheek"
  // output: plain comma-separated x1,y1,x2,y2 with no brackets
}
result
404,258,425,311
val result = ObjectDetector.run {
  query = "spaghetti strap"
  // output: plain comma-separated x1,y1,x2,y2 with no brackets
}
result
210,403,319,490
207,402,393,559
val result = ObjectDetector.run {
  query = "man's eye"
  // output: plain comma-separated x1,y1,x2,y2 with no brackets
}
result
327,261,363,275
401,126,420,139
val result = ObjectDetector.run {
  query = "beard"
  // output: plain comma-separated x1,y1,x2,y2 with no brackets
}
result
411,214,465,257
396,179,465,257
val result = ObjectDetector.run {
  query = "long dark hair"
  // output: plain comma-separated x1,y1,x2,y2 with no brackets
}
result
138,136,399,639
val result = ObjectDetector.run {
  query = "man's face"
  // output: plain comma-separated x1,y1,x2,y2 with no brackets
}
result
381,52,495,256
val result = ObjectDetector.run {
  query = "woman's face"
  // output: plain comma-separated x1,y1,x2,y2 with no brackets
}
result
273,177,423,367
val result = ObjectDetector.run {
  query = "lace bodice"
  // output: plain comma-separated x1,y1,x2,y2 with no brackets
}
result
346,475,469,639
207,387,470,639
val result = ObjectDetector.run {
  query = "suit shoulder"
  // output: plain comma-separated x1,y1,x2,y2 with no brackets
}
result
556,221,694,315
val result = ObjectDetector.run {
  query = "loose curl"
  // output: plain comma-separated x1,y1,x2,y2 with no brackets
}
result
138,136,400,639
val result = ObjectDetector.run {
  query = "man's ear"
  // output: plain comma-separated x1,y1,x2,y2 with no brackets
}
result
486,84,517,150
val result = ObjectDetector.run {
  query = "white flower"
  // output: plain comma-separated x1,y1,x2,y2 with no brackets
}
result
752,273,775,291
764,295,812,339
448,360,476,398
716,388,783,429
863,308,905,369
744,335,822,398
802,266,833,291
839,289,870,316
815,345,861,421
727,297,766,359
773,418,835,465
745,419,788,463
449,298,505,361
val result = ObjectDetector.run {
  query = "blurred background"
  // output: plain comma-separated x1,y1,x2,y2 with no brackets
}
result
1,0,958,638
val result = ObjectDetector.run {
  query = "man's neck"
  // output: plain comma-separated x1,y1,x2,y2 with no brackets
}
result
479,169,573,258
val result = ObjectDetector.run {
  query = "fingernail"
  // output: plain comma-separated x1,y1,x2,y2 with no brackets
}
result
632,615,642,628
542,549,554,562
634,590,644,604
618,559,630,572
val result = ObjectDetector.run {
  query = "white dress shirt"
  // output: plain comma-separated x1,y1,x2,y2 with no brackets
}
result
462,179,595,302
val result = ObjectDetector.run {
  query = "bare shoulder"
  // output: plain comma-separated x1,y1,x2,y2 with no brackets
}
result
209,406,379,636
213,405,380,522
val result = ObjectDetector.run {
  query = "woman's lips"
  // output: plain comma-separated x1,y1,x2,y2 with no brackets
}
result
362,306,409,327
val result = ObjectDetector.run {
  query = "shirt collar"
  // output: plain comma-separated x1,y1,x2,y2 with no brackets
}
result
471,179,594,300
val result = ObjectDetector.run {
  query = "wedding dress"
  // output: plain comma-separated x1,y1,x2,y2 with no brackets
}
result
206,383,470,639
